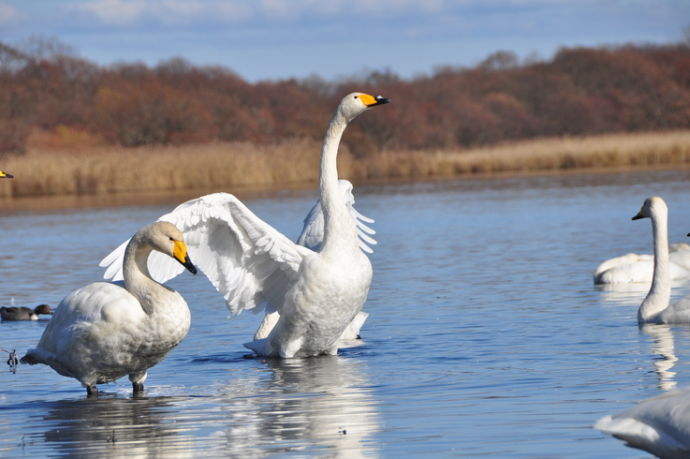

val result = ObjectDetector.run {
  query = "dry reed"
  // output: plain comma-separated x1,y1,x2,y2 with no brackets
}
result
1,131,690,201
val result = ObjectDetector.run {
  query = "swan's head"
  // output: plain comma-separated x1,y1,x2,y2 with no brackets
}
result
33,304,52,315
0,170,13,178
142,221,197,275
338,92,390,122
632,196,667,221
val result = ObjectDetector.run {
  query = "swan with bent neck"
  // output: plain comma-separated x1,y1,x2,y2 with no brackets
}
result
633,196,690,324
99,92,389,358
21,221,197,396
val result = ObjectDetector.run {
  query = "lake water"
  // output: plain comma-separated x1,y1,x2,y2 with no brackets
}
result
3,169,690,457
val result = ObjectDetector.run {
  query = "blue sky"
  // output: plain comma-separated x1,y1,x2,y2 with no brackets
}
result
1,0,688,82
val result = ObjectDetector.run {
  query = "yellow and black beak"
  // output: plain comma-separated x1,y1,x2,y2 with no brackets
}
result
360,94,391,107
0,170,14,179
173,240,197,274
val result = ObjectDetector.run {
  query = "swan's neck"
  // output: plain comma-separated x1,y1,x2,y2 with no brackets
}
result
123,240,169,315
640,209,671,322
319,113,357,253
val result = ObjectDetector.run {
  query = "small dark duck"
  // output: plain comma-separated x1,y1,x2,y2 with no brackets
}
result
0,304,53,321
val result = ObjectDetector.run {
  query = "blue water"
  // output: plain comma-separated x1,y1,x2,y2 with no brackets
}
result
3,170,690,457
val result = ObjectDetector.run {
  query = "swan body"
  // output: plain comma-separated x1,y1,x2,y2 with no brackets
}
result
632,197,690,324
594,243,690,284
0,304,52,321
595,388,690,458
22,222,197,395
99,93,388,358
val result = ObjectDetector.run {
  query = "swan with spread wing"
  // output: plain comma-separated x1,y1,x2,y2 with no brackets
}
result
100,93,389,357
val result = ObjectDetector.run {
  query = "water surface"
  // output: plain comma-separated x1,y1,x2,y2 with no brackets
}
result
3,170,690,457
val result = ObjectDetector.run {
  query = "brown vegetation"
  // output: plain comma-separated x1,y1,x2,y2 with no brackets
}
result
1,131,689,201
1,38,690,158
2,38,690,203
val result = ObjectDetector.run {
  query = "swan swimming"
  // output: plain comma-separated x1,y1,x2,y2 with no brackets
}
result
631,196,690,324
593,243,690,284
21,222,197,396
100,92,389,358
595,388,690,458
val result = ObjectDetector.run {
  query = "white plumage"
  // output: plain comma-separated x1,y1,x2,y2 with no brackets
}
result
631,197,690,324
593,243,690,284
100,92,389,357
22,221,197,396
595,388,690,458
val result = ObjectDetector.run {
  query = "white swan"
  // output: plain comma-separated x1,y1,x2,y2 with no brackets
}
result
21,221,197,396
595,388,690,458
593,243,690,284
631,196,690,324
100,92,389,358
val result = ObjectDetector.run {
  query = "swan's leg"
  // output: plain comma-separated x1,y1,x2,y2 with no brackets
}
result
86,385,98,397
129,371,147,395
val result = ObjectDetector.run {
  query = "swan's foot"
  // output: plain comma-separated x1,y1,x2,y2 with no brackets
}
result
132,382,144,395
86,385,98,397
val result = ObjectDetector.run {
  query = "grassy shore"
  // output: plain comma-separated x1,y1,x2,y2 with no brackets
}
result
1,130,690,202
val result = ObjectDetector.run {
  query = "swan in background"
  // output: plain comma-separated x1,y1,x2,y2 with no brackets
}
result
630,197,690,324
0,304,52,321
100,92,389,358
595,388,690,458
0,170,13,178
22,222,197,396
594,243,690,284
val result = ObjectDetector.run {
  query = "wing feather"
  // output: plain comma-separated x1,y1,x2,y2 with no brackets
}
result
297,179,377,253
100,192,309,315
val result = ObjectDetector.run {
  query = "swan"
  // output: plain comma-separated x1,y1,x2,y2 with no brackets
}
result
21,221,197,396
631,196,690,324
593,243,690,284
0,304,52,321
0,170,13,178
595,388,690,458
99,92,389,358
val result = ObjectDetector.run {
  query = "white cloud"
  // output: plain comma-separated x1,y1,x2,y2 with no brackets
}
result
0,2,19,25
74,0,147,25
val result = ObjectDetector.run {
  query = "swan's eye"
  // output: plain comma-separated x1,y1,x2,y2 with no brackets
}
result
353,95,358,99
169,236,174,241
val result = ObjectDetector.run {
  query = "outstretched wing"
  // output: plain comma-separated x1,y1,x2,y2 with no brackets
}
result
296,179,377,253
100,193,311,315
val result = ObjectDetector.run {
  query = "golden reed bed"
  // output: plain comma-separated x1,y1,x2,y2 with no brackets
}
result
1,130,690,202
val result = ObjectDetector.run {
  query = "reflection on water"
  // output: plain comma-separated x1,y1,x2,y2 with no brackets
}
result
216,356,380,458
642,324,679,391
40,396,194,459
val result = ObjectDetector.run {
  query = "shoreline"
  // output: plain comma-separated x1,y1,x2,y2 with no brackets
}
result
2,129,690,212
1,161,688,213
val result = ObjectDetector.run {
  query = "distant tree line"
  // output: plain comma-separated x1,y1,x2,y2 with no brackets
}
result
1,38,689,156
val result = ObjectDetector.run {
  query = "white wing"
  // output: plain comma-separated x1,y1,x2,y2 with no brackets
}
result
100,240,185,284
297,179,377,254
100,193,311,315
595,388,690,458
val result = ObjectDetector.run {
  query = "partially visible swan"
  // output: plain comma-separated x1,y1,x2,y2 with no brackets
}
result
99,92,389,358
0,304,52,321
21,222,197,396
593,243,690,284
0,170,13,178
631,197,690,324
595,388,690,458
